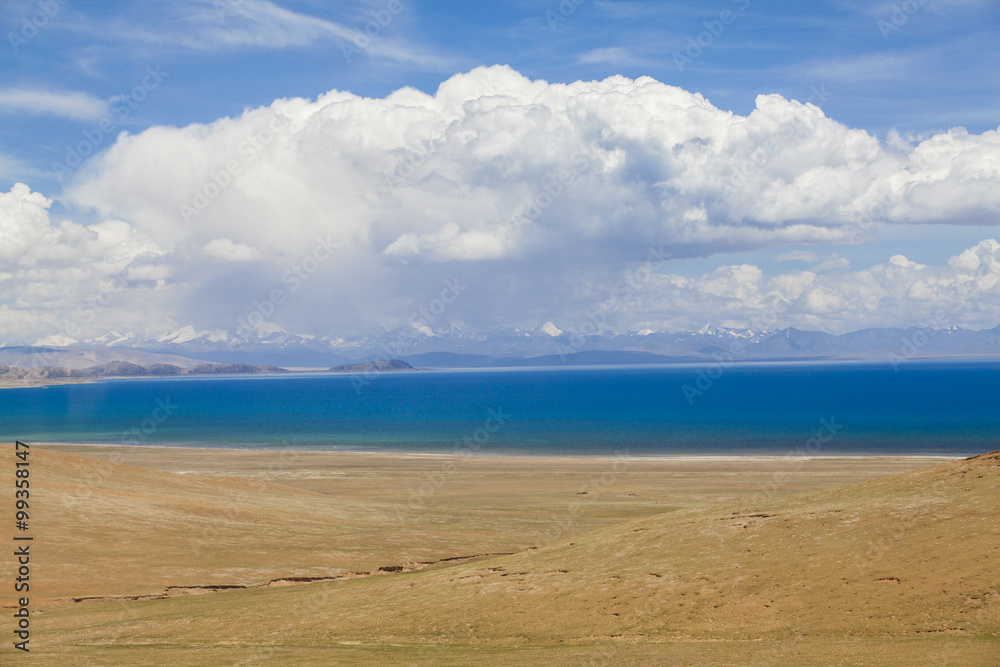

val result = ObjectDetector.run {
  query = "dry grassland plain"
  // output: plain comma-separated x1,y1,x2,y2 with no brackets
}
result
1,444,996,665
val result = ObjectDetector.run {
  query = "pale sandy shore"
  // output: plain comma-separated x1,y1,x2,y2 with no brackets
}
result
35,441,951,481
37,441,961,462
0,378,97,389
32,443,949,530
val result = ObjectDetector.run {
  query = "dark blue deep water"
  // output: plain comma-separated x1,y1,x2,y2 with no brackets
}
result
1,362,998,456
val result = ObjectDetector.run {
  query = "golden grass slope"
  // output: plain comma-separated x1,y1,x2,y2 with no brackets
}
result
28,451,1000,664
10,446,556,605
18,444,927,605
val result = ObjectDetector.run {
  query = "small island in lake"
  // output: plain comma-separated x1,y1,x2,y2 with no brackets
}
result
329,359,415,372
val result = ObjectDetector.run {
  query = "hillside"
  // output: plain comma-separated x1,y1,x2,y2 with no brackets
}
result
0,345,210,370
22,449,999,664
0,361,286,387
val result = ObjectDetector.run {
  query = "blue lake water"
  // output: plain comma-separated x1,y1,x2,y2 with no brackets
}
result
1,362,998,456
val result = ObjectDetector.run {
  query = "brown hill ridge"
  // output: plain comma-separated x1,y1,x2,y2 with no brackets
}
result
0,361,285,385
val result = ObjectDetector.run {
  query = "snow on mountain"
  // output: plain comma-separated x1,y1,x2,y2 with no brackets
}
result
538,322,563,337
32,335,79,347
21,322,1000,367
84,331,142,347
156,326,204,345
412,322,435,337
205,329,232,343
695,325,770,341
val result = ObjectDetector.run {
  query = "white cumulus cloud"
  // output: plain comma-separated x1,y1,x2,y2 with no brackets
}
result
0,183,166,342
625,240,1000,334
3,67,1000,340
202,238,263,262
67,66,1000,269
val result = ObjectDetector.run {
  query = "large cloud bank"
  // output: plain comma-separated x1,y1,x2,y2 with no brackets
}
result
70,66,1000,259
4,66,1000,339
0,184,167,341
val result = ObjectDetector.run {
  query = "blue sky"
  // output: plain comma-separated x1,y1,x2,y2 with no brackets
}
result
0,0,998,341
3,0,997,193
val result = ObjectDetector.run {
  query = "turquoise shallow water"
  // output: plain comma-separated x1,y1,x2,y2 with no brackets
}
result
1,362,997,455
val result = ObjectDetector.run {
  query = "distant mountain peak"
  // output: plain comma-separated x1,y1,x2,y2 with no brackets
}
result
85,331,141,347
25,321,1000,369
156,326,202,344
695,325,768,341
538,322,563,337
411,322,435,337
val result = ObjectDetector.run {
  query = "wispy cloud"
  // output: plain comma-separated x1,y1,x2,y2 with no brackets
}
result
0,88,108,121
798,53,919,82
71,0,450,68
576,46,641,66
776,250,819,263
179,0,355,49
0,151,30,181
828,0,991,18
593,1,705,19
202,238,263,262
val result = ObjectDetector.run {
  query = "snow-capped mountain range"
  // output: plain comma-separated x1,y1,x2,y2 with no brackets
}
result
10,320,1000,368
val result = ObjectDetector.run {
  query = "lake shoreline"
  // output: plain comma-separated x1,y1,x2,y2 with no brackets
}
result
32,441,966,461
